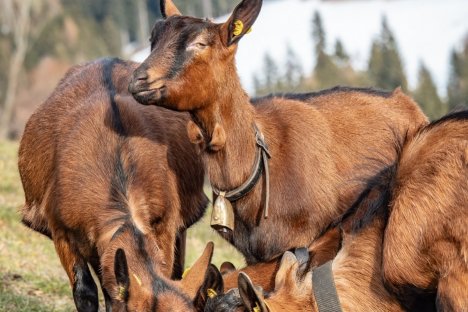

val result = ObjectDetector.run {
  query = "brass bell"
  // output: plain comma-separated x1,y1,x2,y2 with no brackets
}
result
211,192,235,233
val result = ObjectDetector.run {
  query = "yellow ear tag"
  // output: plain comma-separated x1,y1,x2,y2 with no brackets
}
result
117,285,126,302
253,303,261,312
182,267,191,279
207,288,217,299
233,20,244,36
247,27,252,34
132,273,142,287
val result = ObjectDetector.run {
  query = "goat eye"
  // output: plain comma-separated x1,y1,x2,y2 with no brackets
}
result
188,42,207,51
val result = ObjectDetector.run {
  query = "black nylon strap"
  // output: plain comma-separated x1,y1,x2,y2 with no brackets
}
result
294,247,309,266
312,261,343,312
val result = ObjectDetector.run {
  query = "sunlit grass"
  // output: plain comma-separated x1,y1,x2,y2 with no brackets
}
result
0,139,243,311
0,140,75,311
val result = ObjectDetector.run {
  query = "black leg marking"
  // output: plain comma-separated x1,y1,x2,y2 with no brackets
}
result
73,263,99,312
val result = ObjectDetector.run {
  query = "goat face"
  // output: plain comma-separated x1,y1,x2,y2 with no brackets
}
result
129,0,263,111
110,248,195,312
110,242,220,311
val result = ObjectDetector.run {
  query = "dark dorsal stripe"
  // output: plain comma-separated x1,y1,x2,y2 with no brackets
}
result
251,86,393,105
100,58,127,136
424,109,468,130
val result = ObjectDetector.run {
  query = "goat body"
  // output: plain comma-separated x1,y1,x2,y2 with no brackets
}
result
129,0,428,264
383,111,468,311
18,58,208,311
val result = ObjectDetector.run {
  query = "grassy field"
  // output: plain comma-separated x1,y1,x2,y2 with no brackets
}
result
0,140,243,311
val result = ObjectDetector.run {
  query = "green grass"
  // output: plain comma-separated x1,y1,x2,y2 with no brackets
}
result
0,140,75,311
0,140,243,311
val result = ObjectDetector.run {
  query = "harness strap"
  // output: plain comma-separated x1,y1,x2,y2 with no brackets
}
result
312,261,343,312
294,247,309,266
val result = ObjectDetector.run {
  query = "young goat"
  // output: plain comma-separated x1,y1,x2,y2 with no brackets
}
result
18,58,208,311
203,227,341,312
382,111,468,311
129,0,427,265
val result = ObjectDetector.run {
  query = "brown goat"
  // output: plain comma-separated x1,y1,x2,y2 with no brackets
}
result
128,0,427,265
18,58,208,311
382,111,468,311
237,167,405,312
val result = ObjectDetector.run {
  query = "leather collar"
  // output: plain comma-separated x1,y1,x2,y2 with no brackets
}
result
212,124,271,218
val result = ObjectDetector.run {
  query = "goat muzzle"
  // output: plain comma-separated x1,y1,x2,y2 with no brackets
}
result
129,78,166,105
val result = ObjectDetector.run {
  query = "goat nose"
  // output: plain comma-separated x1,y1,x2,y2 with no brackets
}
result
129,68,149,94
133,69,148,81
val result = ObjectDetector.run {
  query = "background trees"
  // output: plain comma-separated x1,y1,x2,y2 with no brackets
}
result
0,0,59,139
447,40,468,110
367,18,408,92
253,10,456,121
414,63,446,120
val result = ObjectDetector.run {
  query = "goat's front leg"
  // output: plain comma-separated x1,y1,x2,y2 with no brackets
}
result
172,230,187,280
89,252,113,312
53,233,99,312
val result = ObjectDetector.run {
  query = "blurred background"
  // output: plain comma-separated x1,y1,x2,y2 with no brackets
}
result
0,0,467,310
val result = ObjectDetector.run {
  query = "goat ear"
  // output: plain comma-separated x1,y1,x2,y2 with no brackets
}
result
220,0,263,46
220,261,237,275
238,272,267,312
274,251,297,291
193,264,224,309
208,123,226,152
180,242,214,299
114,248,130,302
160,0,181,18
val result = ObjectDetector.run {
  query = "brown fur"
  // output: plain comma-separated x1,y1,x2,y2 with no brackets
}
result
245,219,404,312
238,170,405,312
203,227,341,312
222,227,341,292
238,112,468,312
383,112,468,311
129,0,428,265
18,58,208,311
